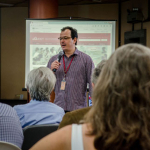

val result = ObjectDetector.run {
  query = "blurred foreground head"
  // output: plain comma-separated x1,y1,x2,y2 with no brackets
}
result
26,67,56,101
86,43,150,150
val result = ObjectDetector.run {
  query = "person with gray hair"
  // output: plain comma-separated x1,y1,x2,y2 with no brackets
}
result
91,60,107,86
14,67,65,128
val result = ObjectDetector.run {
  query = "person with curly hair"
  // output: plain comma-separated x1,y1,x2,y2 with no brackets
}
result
30,43,150,150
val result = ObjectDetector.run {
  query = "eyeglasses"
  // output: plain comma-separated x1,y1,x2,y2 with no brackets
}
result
58,36,72,41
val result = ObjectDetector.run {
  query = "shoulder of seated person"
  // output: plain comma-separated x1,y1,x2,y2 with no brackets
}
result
56,125,72,142
70,107,91,115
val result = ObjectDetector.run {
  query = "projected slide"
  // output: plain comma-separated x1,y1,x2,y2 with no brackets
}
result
26,20,116,83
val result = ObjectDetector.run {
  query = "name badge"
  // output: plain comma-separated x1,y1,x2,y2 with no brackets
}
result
60,78,66,90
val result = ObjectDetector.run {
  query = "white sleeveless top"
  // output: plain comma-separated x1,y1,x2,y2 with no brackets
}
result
71,124,84,150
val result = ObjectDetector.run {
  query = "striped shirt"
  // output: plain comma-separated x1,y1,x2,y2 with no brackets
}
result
0,103,23,148
47,48,94,111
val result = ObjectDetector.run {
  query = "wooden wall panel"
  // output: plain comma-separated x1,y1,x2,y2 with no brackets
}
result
1,7,28,99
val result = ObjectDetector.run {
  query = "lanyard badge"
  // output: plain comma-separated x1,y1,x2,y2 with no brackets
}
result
60,55,74,91
60,78,66,90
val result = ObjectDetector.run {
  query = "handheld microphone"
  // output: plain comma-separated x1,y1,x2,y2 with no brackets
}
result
53,51,64,72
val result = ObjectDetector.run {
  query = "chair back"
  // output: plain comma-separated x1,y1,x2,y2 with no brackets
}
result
0,141,21,150
22,124,59,150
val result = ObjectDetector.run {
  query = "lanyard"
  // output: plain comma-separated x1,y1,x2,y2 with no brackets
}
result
63,55,74,77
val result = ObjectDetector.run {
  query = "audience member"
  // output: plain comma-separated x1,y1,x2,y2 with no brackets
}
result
58,60,106,129
30,43,150,150
14,67,65,128
0,103,23,148
58,107,90,130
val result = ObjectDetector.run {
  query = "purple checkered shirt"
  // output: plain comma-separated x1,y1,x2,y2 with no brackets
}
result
47,48,94,111
0,103,23,148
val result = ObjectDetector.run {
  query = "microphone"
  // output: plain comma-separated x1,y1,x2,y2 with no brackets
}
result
53,51,64,72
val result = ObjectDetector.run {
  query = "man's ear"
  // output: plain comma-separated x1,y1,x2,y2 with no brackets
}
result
73,37,77,44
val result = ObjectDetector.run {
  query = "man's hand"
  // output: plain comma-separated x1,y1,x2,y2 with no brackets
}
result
51,60,61,71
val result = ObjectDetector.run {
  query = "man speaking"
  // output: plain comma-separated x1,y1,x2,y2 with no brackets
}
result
47,26,94,112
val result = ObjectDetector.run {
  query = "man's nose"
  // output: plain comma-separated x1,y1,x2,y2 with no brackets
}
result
60,40,65,44
61,38,65,42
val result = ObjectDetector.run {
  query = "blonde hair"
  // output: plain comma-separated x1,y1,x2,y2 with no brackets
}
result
85,44,150,150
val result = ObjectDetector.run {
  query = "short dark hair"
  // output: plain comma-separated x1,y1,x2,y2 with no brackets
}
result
61,26,78,45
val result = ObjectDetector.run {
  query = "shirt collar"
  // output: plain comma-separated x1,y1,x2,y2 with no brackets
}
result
63,47,79,57
74,47,79,55
30,99,49,103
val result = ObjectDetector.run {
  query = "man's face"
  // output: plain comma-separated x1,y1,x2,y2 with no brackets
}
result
59,29,77,51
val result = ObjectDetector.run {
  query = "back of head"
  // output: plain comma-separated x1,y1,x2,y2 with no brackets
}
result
26,67,56,101
85,44,150,150
91,60,107,85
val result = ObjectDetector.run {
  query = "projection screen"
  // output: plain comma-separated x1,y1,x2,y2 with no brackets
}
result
26,19,116,84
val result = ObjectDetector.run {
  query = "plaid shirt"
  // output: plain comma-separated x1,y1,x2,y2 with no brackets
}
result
47,48,94,111
0,103,23,148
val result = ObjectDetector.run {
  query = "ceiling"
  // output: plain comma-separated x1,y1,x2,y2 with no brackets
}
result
0,0,129,7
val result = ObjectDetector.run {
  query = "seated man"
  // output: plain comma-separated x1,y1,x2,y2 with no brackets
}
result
14,67,65,128
0,103,23,148
58,60,106,129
